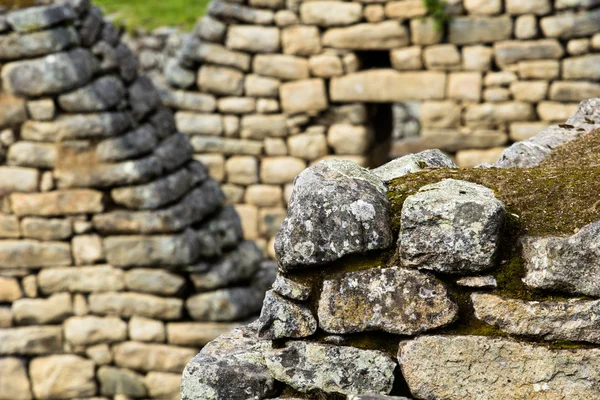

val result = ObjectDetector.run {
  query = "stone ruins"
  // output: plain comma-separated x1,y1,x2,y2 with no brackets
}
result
0,2,273,399
182,99,600,399
146,0,600,254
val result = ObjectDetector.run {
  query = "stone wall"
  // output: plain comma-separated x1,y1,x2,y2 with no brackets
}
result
0,2,273,399
158,0,600,257
181,98,600,399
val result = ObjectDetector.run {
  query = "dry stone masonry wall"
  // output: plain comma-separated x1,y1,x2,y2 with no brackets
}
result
157,0,600,256
181,98,600,399
0,2,275,399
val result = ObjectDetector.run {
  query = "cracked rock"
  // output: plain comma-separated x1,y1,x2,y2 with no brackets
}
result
275,159,392,271
400,179,505,274
318,266,457,335
272,275,311,301
257,290,317,339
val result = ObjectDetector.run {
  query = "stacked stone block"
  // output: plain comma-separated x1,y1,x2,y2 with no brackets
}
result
157,0,600,256
0,2,273,399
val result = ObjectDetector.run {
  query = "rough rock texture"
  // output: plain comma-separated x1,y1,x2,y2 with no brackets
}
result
256,290,317,339
522,221,600,296
267,341,396,396
400,336,600,399
275,160,392,271
372,149,457,182
400,179,506,274
318,266,457,335
473,293,600,344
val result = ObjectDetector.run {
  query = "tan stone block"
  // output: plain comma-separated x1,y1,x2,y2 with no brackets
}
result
12,293,72,325
261,157,307,184
549,81,600,102
506,0,551,15
330,70,447,102
64,316,127,346
567,38,590,55
29,355,96,399
0,240,72,269
462,45,492,71
420,101,462,129
385,0,426,19
515,15,538,39
282,25,321,56
249,0,284,9
484,87,510,102
245,185,284,207
509,81,549,102
88,292,183,321
197,65,244,96
21,275,37,298
193,154,225,182
419,129,508,152
280,79,328,115
166,322,241,347
456,147,506,168
223,115,240,136
484,71,517,87
309,54,344,77
0,357,32,400
124,269,185,297
537,101,580,121
253,54,309,80
256,98,280,114
0,277,21,302
221,183,245,204
540,9,600,39
218,97,256,114
226,25,280,53
73,293,87,316
423,44,461,70
327,124,373,155
0,307,11,328
85,344,112,365
287,132,328,161
464,102,535,127
144,372,181,400
10,190,104,217
0,167,39,195
410,17,442,45
234,204,259,240
300,1,362,26
113,342,197,373
494,39,564,66
245,74,280,98
509,122,550,141
265,137,288,156
225,156,259,185
364,4,385,22
563,54,600,80
0,326,63,354
129,316,165,343
72,234,104,265
0,95,26,128
343,52,361,73
448,72,482,102
518,60,560,80
0,214,19,238
21,218,72,241
241,114,288,139
390,46,423,70
449,16,512,45
323,21,409,50
592,33,600,50
176,112,223,136
464,0,502,15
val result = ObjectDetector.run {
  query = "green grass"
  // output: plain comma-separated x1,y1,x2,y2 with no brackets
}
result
94,0,210,31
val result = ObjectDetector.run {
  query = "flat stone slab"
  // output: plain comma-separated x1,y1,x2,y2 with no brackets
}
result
400,335,600,400
318,266,457,335
266,341,396,396
473,293,600,344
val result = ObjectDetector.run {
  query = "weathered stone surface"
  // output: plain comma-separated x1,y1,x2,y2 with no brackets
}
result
400,336,600,400
166,322,241,347
0,276,22,301
129,316,166,343
323,21,409,49
0,26,78,60
494,39,564,66
330,70,446,102
161,90,216,113
473,293,600,343
275,160,392,271
563,54,600,80
181,39,251,72
64,316,127,346
549,81,600,102
12,293,72,325
260,156,306,184
327,124,372,155
207,1,274,25
176,112,223,136
181,325,278,400
257,290,317,339
282,26,321,56
58,76,125,112
103,229,199,267
89,292,182,321
0,215,20,239
280,79,328,114
541,9,600,38
11,189,103,217
6,4,75,32
0,240,72,269
197,64,244,96
125,268,186,296
98,366,147,398
510,80,549,102
226,25,280,53
464,102,535,126
449,16,512,44
373,150,456,182
400,179,505,274
21,112,131,142
186,286,265,322
319,266,457,335
0,357,31,400
253,54,309,81
245,74,280,97
300,2,362,26
113,341,197,373
410,17,443,45
195,205,244,256
522,221,600,296
2,49,98,96
30,355,96,400
0,326,62,355
21,217,72,241
38,265,124,294
0,166,39,194
0,95,27,128
241,114,287,139
266,341,396,396
272,275,311,301
506,0,551,14
190,240,263,291
288,132,328,160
